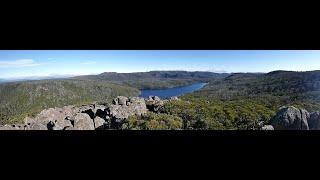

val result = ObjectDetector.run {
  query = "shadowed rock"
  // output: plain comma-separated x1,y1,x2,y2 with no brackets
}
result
145,96,167,113
82,109,95,120
94,116,105,129
64,126,75,130
271,106,309,130
308,112,320,130
118,96,128,105
96,109,108,119
47,121,55,130
24,107,75,130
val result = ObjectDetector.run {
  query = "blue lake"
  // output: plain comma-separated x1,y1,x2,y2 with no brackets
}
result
139,82,208,99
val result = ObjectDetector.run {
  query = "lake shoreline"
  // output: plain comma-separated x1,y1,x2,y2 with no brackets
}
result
139,82,208,99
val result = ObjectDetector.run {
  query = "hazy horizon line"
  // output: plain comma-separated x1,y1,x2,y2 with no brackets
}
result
1,69,319,82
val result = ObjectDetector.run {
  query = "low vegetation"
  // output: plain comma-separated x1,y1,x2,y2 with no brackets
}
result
123,112,183,130
159,70,320,130
0,79,139,124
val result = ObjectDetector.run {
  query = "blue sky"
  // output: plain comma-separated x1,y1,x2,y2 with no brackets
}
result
0,50,320,79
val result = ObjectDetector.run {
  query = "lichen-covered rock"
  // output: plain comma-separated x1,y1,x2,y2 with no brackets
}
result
108,97,148,120
108,105,130,120
106,97,148,129
129,97,145,104
147,96,161,101
0,124,22,130
261,125,274,130
64,126,75,130
73,113,95,130
24,106,75,130
271,106,309,130
118,96,129,106
94,116,105,129
77,104,95,113
29,123,48,130
145,97,166,113
153,96,161,101
170,96,179,100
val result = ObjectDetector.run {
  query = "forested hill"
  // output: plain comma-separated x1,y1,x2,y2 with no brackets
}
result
73,71,229,89
0,79,139,124
158,70,320,130
0,71,227,124
224,70,320,98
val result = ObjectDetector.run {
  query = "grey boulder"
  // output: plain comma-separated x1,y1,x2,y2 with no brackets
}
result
271,106,309,130
29,123,48,130
94,116,105,129
308,112,320,130
261,125,274,130
73,113,95,130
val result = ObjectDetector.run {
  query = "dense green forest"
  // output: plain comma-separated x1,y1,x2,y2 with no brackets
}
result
156,71,320,130
74,71,228,89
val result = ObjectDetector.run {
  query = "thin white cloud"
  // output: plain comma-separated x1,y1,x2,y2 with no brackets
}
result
80,61,97,65
0,59,41,68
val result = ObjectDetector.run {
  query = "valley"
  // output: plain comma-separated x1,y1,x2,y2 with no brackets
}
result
1,70,320,130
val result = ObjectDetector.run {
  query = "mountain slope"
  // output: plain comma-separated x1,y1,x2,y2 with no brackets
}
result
74,71,229,89
164,70,320,130
0,79,139,124
190,70,320,99
0,71,228,125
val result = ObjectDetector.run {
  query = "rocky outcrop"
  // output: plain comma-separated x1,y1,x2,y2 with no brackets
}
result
0,124,24,130
0,96,178,130
108,96,148,129
308,112,320,130
109,97,147,119
73,113,95,130
170,96,179,101
270,106,310,130
29,123,48,130
145,96,168,113
261,125,274,130
94,117,105,129
23,106,77,130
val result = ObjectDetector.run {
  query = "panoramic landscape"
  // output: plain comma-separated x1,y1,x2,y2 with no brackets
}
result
1,50,320,130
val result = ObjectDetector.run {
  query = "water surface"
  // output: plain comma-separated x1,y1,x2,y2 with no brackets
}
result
139,82,208,99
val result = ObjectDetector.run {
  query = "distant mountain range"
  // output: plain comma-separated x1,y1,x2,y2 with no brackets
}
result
0,74,77,83
74,71,229,89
